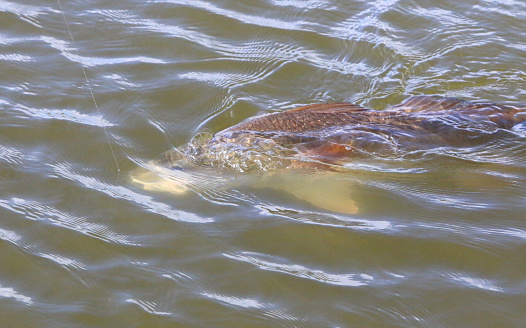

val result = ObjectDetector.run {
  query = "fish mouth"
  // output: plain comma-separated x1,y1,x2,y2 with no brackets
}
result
130,165,189,194
130,147,197,194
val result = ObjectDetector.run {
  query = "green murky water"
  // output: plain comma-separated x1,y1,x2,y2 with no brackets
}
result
1,0,525,327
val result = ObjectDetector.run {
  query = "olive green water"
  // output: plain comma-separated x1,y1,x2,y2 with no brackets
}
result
1,0,525,327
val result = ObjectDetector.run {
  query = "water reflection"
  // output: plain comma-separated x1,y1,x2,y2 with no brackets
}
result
224,252,374,287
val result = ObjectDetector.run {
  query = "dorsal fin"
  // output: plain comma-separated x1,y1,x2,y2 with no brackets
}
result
287,102,369,113
391,95,469,112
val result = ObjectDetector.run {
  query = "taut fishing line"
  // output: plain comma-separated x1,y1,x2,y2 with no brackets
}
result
57,0,121,172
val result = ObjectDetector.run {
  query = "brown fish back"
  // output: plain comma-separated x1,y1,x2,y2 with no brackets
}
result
219,103,371,134
218,96,524,135
176,96,526,173
392,95,523,129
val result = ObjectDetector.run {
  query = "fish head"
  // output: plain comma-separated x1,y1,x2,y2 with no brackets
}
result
130,148,195,194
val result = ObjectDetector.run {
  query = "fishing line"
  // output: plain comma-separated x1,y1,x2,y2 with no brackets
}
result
57,0,121,172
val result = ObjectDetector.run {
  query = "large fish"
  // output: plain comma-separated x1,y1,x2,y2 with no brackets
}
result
131,95,525,213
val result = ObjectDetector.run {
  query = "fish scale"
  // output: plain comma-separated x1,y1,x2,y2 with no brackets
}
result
219,96,523,136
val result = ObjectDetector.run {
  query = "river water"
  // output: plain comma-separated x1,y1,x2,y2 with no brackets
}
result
1,0,525,327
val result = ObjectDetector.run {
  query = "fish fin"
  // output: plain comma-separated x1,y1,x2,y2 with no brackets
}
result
393,95,524,127
391,95,471,112
281,176,359,214
301,142,357,163
287,103,369,113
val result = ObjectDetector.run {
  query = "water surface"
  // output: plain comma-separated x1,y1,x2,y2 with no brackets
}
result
0,0,525,327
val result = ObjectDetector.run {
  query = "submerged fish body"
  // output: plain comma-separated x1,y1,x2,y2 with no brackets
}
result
131,95,525,213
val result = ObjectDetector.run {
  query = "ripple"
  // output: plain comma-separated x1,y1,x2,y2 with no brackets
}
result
415,222,526,246
257,204,394,231
330,0,422,58
93,6,390,80
103,73,141,89
0,53,34,62
95,9,229,53
52,162,213,223
0,145,24,165
149,0,306,31
0,227,22,245
482,227,526,240
201,292,265,309
6,102,114,127
225,252,373,287
0,197,135,245
449,273,503,292
474,0,526,19
36,252,86,271
126,298,171,316
178,59,283,90
267,0,333,10
40,35,166,67
0,0,58,28
0,284,33,305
